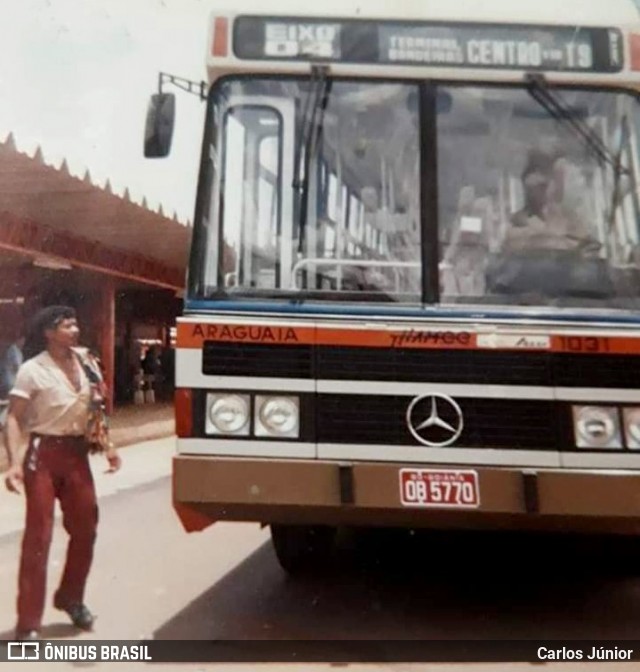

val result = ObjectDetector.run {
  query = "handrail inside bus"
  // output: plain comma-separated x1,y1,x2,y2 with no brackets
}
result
291,258,420,291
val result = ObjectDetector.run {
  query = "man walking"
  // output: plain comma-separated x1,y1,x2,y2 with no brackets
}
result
3,306,121,640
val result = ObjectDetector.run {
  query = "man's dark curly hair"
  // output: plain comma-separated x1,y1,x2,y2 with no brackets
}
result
23,305,76,360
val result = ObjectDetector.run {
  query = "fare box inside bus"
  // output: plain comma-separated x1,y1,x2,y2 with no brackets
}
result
145,0,640,573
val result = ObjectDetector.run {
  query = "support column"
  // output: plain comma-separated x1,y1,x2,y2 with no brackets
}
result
95,277,116,414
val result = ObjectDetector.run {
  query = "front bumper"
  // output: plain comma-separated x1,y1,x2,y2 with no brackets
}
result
173,455,640,535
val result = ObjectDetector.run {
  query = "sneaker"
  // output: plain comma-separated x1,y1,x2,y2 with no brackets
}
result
14,629,40,641
54,599,95,631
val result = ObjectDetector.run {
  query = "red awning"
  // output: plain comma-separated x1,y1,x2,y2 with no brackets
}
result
0,134,192,290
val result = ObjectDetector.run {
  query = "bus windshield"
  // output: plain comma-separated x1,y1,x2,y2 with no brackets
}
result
194,77,640,311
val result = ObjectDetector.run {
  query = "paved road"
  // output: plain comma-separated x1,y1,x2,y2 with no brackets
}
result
1,440,640,670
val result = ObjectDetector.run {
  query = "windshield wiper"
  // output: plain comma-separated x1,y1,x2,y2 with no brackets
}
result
608,114,635,232
525,73,630,176
293,65,332,255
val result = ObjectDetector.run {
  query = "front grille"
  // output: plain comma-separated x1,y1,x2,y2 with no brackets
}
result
553,354,640,388
317,346,551,385
317,394,560,449
197,339,637,452
202,341,640,390
202,341,313,378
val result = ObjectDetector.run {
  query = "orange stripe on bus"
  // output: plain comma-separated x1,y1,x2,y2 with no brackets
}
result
176,323,640,355
315,327,473,349
550,335,640,355
176,322,316,348
176,323,474,349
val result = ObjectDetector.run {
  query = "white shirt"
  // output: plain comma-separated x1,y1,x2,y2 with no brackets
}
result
10,349,91,436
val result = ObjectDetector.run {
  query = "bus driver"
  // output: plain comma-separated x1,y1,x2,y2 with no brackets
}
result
503,148,600,255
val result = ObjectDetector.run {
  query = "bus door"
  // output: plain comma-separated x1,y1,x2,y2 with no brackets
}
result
218,96,295,292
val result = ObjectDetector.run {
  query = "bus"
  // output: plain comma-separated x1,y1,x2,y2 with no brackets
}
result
145,0,640,573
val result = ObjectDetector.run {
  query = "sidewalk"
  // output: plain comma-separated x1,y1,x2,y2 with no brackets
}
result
109,401,175,448
0,435,176,538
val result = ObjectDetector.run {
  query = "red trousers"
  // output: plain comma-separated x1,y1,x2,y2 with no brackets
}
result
17,435,98,631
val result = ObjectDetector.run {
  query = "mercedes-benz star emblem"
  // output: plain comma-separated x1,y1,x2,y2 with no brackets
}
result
406,394,464,447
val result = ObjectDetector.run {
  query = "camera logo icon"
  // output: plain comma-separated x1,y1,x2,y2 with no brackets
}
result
8,642,40,660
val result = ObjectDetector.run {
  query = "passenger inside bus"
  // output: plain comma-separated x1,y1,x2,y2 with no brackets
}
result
486,145,615,300
502,147,600,255
437,86,632,304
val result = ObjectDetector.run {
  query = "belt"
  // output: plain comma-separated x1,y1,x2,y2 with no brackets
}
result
31,433,86,445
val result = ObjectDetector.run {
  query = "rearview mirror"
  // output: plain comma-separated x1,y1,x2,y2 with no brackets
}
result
144,93,176,158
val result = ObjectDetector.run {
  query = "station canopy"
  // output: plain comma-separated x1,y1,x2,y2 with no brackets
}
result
0,133,191,291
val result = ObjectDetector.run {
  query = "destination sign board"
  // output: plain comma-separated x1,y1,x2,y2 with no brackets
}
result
233,17,623,73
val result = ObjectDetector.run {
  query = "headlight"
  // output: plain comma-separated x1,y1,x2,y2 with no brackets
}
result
255,395,299,438
206,393,250,435
573,405,621,449
623,408,640,449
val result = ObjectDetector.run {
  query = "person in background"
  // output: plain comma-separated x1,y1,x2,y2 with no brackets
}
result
3,306,121,641
0,334,25,427
159,345,175,400
142,344,162,400
142,345,161,378
1,335,25,396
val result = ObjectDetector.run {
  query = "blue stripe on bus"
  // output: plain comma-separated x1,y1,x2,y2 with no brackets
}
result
183,299,640,325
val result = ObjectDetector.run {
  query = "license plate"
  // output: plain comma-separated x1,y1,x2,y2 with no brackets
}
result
399,469,480,508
